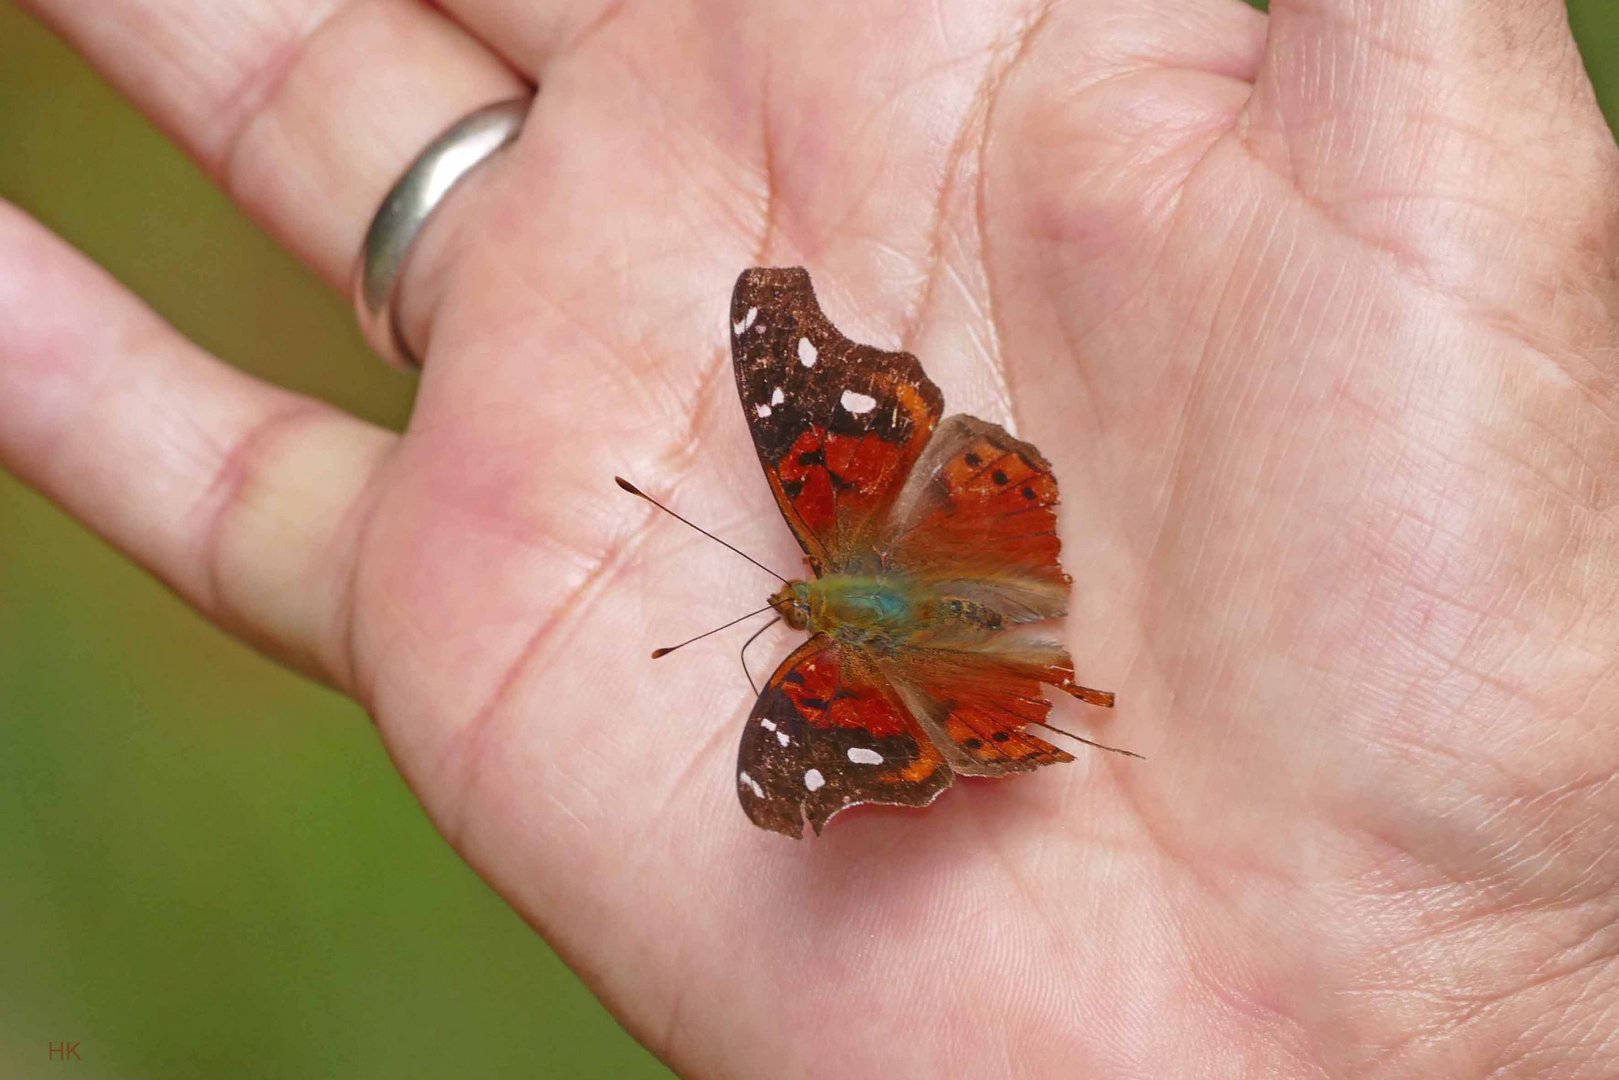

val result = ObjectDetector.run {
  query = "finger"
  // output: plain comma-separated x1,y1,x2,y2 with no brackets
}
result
1248,0,1615,193
0,202,394,689
16,0,526,290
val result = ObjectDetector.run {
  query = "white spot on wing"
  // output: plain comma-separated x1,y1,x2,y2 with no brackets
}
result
847,747,884,765
771,387,785,406
733,307,758,335
804,768,826,792
777,732,791,747
840,390,878,414
755,403,772,418
739,771,764,798
760,718,776,731
798,338,818,367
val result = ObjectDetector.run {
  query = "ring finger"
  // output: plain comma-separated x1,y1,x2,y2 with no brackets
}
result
16,0,529,289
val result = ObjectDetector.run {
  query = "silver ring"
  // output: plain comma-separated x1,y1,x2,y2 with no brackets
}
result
352,96,532,370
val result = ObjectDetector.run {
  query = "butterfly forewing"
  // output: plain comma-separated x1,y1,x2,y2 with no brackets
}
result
731,267,942,573
883,414,1070,610
739,636,952,837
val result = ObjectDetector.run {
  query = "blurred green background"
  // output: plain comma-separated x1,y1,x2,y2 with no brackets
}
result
0,4,671,1077
1,3,1614,1077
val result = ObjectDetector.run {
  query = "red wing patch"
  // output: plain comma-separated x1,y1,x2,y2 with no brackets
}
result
731,267,942,574
738,635,951,838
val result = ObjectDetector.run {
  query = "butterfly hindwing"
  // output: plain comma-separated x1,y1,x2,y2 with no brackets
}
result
738,635,952,838
883,642,1089,778
731,267,943,573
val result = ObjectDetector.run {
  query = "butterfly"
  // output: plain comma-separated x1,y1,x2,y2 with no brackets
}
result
720,267,1131,838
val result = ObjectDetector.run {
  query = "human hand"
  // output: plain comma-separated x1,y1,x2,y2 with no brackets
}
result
4,0,1617,1075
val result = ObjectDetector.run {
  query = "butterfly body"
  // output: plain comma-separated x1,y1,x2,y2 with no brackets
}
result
728,267,1120,838
772,574,1009,651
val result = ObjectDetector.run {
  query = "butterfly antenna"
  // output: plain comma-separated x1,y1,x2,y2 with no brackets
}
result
737,616,780,696
1032,721,1145,760
651,604,776,660
615,477,789,583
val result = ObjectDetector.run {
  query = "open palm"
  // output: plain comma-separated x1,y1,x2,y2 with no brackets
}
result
6,0,1619,1075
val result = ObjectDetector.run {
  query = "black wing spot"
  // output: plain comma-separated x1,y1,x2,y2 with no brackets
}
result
798,449,827,467
963,737,983,750
1022,486,1037,500
782,479,804,500
992,730,1012,742
964,452,982,467
992,469,1009,485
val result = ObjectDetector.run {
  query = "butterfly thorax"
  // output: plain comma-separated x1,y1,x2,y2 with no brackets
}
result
769,575,1004,653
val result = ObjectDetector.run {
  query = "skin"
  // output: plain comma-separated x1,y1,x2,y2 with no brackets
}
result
3,0,1618,1075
